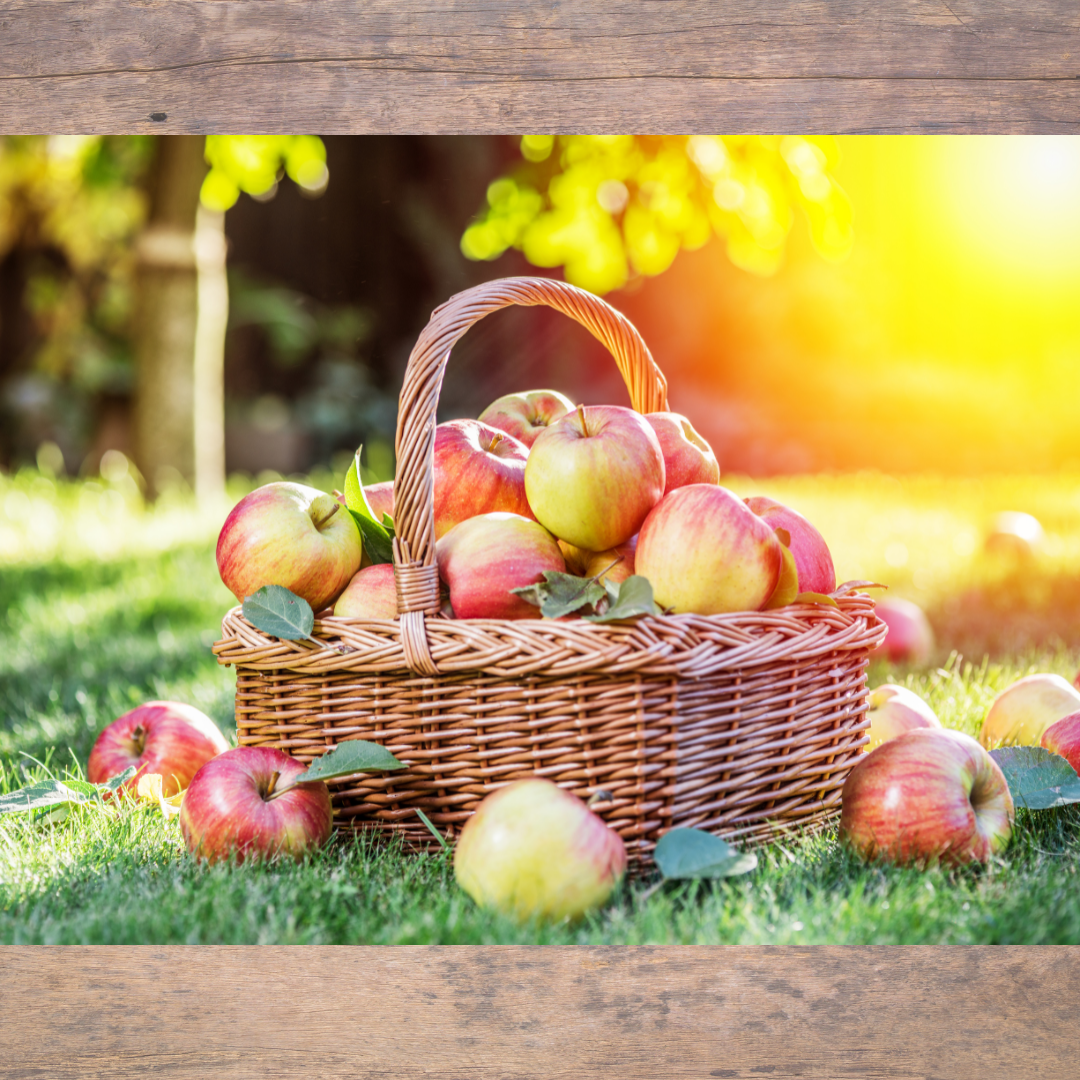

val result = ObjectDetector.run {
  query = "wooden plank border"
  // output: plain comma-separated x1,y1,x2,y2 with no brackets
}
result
1,1,1079,133
2,946,1078,1078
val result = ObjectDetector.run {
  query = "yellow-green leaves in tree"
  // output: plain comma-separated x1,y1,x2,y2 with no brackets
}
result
201,136,329,211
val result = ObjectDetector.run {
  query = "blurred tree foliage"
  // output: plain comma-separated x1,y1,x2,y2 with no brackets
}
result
201,136,329,211
461,135,853,293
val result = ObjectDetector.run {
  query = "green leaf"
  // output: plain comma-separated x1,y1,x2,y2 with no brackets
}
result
512,570,607,619
343,447,395,565
584,575,662,623
653,828,758,880
0,779,98,816
102,765,139,792
295,740,406,783
242,585,317,642
989,746,1080,810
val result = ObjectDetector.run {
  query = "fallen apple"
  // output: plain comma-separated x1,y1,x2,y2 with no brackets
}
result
436,512,565,619
636,484,782,614
985,510,1044,559
870,597,935,665
744,495,836,595
217,481,362,612
839,728,1013,865
88,701,230,797
478,389,576,448
980,673,1080,749
180,746,333,864
644,411,720,494
433,419,532,539
333,562,398,619
1041,711,1080,774
866,684,942,752
525,404,665,551
454,778,627,922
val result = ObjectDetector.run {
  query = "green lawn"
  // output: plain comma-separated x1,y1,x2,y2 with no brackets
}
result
2,465,1080,944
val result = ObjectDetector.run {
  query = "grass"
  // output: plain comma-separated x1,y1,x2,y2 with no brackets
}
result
2,463,1080,944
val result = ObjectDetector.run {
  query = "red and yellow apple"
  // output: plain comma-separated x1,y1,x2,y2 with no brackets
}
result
1041,711,1080,774
744,496,836,595
980,673,1080,748
870,597,935,665
433,419,532,539
644,411,719,494
839,728,1014,865
436,512,565,619
180,746,333,864
454,778,627,922
866,684,942,752
333,562,398,619
365,481,395,522
478,389,575,448
217,482,362,611
88,701,229,796
558,534,638,586
636,484,783,614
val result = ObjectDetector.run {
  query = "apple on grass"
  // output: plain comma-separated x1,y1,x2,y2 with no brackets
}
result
871,597,935,665
88,701,229,797
333,562,398,619
866,684,942,751
644,412,720,494
980,673,1080,749
839,728,1013,865
524,405,665,552
433,419,532,539
217,481,362,613
436,512,565,619
744,496,836,595
1041,711,1080,773
635,484,782,614
478,390,576,448
454,778,627,923
180,746,333,864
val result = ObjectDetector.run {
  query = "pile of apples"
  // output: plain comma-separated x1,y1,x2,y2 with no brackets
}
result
216,389,836,622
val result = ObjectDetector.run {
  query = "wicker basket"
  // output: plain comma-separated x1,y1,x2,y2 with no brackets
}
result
214,277,885,863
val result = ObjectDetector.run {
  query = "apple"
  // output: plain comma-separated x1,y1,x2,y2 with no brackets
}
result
558,534,638,586
433,419,532,539
333,563,398,619
985,511,1044,559
525,405,665,551
866,684,942,752
644,411,720,494
744,496,836,595
979,673,1080,749
763,542,799,609
839,729,1013,866
870,597,935,665
436,512,565,619
217,481,362,612
636,484,782,614
88,701,229,796
454,778,627,922
365,481,395,522
478,389,576,448
1041,711,1080,774
180,746,333,864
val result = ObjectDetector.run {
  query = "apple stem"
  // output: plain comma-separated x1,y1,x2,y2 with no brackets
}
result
310,501,340,531
265,770,280,798
131,724,146,755
576,404,588,436
487,432,504,453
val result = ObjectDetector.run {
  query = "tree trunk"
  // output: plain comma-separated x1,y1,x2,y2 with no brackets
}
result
133,136,227,501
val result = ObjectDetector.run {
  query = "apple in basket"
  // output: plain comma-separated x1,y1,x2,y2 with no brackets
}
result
559,534,638,587
839,729,1013,865
334,562,398,619
88,701,230,796
525,404,666,552
364,481,395,522
1041,712,1080,773
866,684,942,752
180,746,333,863
478,389,576,448
437,512,565,619
454,778,627,922
636,484,783,614
744,496,836,595
217,482,362,612
870,597,935,665
979,673,1080,748
433,419,532,539
644,411,720,494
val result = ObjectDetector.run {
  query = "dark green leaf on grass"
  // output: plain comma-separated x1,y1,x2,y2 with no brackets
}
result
344,446,395,565
989,746,1080,809
296,740,406,783
512,570,606,618
0,779,98,815
242,585,317,642
102,766,139,793
584,575,663,623
654,827,758,880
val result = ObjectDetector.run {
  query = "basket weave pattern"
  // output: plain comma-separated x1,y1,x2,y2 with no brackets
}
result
214,277,885,861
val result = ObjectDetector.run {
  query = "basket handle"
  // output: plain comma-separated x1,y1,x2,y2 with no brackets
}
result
390,276,669,672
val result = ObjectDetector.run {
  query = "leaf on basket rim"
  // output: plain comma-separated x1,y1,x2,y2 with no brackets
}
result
344,445,395,565
989,746,1080,810
293,740,406,784
512,570,607,619
584,575,663,623
242,585,324,646
653,827,758,880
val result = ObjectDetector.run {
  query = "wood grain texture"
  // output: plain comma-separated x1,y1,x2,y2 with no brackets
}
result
1,946,1077,1078
1,2,1080,133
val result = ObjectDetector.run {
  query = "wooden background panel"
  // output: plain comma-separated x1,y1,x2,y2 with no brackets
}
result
1,1,1079,133
1,946,1077,1078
